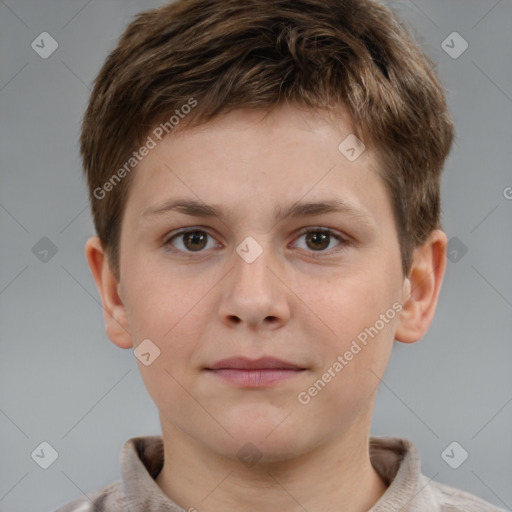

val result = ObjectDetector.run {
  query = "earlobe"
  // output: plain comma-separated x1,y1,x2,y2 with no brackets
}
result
395,230,447,344
84,236,133,349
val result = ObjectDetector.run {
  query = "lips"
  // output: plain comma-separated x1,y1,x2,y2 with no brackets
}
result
205,357,307,387
206,356,305,371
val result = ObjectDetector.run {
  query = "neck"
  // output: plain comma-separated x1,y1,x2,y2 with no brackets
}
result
155,420,388,512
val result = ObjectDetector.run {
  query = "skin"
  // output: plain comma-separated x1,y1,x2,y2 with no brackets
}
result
86,104,447,512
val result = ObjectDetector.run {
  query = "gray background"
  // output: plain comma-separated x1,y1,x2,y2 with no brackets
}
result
1,0,511,511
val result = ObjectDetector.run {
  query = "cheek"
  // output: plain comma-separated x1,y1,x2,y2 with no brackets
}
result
296,267,399,395
133,306,202,419
124,261,201,337
298,265,397,338
297,317,396,431
124,277,204,404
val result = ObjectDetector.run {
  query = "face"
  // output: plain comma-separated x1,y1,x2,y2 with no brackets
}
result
115,104,408,462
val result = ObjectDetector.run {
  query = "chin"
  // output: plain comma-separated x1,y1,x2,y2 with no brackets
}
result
221,420,313,462
223,404,292,433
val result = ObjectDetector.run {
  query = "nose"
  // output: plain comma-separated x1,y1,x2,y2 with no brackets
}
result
217,238,291,331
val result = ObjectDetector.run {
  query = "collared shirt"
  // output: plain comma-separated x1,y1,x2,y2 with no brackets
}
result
51,435,504,512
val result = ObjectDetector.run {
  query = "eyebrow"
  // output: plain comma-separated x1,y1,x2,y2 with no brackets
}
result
141,198,374,225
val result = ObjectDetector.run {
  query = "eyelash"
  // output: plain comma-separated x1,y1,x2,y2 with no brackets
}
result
163,227,350,259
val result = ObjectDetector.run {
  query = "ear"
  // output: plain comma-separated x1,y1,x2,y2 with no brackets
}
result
85,236,133,349
395,229,447,344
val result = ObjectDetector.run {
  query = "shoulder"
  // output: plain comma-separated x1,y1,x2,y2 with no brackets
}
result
50,480,125,512
427,477,506,512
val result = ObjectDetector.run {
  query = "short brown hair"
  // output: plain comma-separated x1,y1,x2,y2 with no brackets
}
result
81,0,454,278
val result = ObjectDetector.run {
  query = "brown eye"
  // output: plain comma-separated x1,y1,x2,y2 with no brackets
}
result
183,231,207,251
293,228,347,257
305,231,331,251
166,229,217,253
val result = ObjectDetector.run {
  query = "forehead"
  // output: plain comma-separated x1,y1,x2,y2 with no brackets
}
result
123,104,389,226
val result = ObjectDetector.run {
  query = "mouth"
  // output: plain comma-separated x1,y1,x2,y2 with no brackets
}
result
204,357,307,388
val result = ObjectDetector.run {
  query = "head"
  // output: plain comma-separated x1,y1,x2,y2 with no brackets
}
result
84,0,453,463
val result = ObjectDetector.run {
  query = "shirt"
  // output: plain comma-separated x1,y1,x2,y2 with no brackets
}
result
51,435,504,512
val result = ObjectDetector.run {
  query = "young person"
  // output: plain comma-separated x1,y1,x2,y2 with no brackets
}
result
53,0,502,510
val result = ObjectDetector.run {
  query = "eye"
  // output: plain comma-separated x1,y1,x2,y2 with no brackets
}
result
164,228,219,254
164,227,349,258
292,228,348,257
